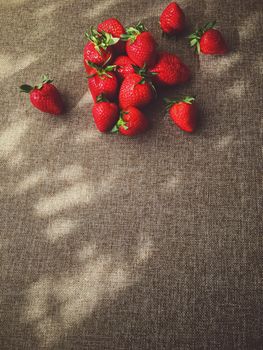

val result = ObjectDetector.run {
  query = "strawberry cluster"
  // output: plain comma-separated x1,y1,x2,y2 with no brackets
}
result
20,2,228,135
84,18,192,135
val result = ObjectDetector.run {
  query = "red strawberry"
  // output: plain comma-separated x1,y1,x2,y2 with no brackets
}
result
189,21,228,54
83,42,113,75
121,22,157,68
113,55,135,80
150,52,190,86
112,107,149,136
119,67,156,109
92,95,119,132
160,2,185,35
20,75,64,115
164,96,197,132
83,28,119,73
98,18,126,55
87,63,119,101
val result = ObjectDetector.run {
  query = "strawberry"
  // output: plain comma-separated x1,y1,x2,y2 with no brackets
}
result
84,28,119,73
83,42,113,75
150,52,190,86
92,95,119,132
119,66,156,109
112,107,149,136
20,75,64,115
160,2,185,35
164,96,197,132
189,21,228,54
121,22,157,68
113,55,135,80
98,18,126,55
87,62,119,101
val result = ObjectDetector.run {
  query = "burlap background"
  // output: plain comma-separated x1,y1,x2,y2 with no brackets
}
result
0,0,262,349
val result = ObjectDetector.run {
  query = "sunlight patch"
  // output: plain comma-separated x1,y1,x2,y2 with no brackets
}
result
35,176,115,216
47,126,67,142
87,0,124,16
62,58,83,73
161,172,182,192
0,119,31,157
239,12,261,41
35,182,95,216
16,168,49,194
2,0,30,6
24,254,131,345
36,3,58,17
78,244,97,261
166,174,182,188
225,80,246,99
45,218,77,242
57,164,85,183
136,239,153,263
25,277,52,321
200,53,240,76
216,135,234,150
74,129,101,144
7,151,24,168
76,91,93,108
0,54,37,79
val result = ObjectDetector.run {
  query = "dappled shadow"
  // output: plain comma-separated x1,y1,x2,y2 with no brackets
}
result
0,0,262,349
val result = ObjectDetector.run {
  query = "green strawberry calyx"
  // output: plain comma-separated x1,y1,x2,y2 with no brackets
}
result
86,61,117,78
85,28,119,53
121,22,147,43
20,75,53,93
188,21,216,53
133,64,157,82
111,112,129,133
164,96,196,111
96,94,109,103
133,64,157,96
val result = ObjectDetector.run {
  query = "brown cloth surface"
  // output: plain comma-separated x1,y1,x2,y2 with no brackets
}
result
0,0,262,349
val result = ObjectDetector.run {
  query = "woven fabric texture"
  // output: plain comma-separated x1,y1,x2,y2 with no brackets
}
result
0,0,262,349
